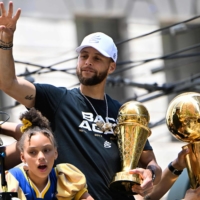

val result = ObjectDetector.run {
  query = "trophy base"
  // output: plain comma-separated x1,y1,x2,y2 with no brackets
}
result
109,171,142,196
0,192,18,200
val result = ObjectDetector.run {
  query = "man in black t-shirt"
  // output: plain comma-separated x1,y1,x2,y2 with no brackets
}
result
0,2,162,200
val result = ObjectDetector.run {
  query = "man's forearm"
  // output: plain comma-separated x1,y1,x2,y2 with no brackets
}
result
0,122,22,141
146,166,180,200
0,48,16,91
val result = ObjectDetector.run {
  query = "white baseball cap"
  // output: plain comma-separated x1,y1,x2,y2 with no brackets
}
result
76,32,118,63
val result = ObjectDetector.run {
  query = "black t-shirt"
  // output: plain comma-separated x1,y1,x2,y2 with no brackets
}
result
34,84,153,200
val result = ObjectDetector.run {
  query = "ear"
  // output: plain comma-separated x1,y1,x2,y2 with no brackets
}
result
108,62,116,74
21,152,25,163
54,149,58,160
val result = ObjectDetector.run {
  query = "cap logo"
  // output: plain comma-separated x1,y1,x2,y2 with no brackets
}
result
88,35,101,43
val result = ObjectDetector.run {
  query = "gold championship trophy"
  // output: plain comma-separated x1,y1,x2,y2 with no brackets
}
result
109,101,151,195
166,92,200,189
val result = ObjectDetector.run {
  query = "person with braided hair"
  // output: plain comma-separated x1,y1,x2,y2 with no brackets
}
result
0,108,94,200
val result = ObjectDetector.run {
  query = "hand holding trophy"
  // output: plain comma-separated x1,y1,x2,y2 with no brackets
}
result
166,92,200,189
109,100,151,195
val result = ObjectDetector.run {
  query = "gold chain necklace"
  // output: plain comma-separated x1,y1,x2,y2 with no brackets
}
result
80,90,115,132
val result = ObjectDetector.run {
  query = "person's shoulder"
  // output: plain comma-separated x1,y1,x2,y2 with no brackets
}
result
54,163,82,172
9,166,22,173
9,165,25,177
34,83,65,90
34,83,79,93
70,87,80,94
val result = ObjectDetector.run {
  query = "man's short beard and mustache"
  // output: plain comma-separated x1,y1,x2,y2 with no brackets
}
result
76,68,108,86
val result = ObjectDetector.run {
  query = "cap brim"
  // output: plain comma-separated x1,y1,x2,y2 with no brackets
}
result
76,45,111,58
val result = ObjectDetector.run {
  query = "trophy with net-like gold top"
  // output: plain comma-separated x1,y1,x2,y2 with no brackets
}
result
166,92,200,189
109,100,151,195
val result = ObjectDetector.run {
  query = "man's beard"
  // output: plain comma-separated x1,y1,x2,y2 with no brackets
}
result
76,68,108,86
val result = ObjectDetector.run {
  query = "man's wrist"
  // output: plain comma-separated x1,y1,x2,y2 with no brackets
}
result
168,162,183,175
146,166,156,182
0,39,13,50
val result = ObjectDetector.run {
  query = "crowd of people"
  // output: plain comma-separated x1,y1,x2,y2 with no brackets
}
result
0,1,199,199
